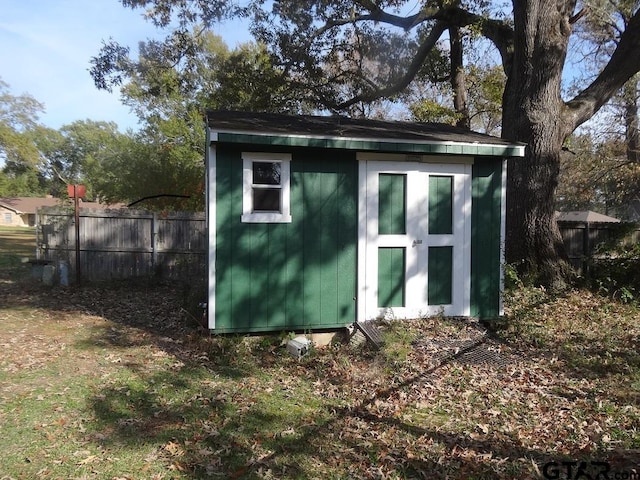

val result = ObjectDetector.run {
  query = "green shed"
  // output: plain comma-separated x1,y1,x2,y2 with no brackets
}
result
205,111,525,333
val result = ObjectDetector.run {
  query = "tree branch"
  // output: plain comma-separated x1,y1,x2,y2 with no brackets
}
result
312,3,436,41
327,20,448,111
564,10,640,134
569,7,589,24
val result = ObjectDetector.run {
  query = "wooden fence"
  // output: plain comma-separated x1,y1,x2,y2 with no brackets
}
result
35,207,638,283
558,221,640,272
36,207,206,282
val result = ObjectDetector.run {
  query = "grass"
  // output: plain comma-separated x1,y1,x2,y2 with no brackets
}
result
2,231,640,478
0,225,36,269
0,225,36,254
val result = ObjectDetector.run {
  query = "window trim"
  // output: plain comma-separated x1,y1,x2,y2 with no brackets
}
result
241,152,292,223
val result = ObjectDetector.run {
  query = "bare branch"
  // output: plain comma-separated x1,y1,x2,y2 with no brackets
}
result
329,20,449,110
569,7,589,24
564,10,640,133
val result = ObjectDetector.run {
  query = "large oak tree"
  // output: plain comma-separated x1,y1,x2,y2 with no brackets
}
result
93,0,640,287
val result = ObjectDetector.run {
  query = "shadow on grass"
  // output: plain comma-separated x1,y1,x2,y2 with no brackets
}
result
80,334,568,479
4,272,640,477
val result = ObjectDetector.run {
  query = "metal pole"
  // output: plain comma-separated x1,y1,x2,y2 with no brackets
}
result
74,185,81,285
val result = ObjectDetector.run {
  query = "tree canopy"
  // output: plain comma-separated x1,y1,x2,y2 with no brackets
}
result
90,0,640,286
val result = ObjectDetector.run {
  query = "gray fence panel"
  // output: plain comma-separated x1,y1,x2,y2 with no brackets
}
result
36,207,206,282
558,221,640,273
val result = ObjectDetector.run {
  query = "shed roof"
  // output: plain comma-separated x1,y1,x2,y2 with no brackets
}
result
556,210,621,223
206,111,526,157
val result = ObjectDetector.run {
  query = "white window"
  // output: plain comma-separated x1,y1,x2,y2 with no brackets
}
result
241,152,292,223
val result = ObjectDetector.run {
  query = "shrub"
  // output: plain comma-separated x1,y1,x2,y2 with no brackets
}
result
588,243,640,303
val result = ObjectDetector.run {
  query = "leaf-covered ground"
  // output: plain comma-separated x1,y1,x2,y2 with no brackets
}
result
1,266,640,479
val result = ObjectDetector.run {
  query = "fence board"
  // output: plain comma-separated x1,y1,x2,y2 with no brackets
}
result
558,221,640,273
36,207,206,282
36,208,637,283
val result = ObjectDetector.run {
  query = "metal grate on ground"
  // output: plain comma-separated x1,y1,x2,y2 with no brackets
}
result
412,334,518,369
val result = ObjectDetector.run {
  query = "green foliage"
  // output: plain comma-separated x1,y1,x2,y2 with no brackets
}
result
465,65,505,134
32,120,126,200
589,242,640,303
0,78,52,196
101,30,308,116
408,64,505,134
410,99,461,124
0,168,48,197
91,32,318,211
557,134,640,219
93,110,205,210
503,262,524,291
0,78,44,167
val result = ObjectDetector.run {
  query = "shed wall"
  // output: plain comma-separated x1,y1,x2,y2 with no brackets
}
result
470,158,504,318
214,148,358,332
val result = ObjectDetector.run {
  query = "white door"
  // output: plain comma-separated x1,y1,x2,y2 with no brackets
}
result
357,159,472,321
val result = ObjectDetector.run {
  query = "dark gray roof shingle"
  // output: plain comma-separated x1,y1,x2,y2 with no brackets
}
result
206,110,524,148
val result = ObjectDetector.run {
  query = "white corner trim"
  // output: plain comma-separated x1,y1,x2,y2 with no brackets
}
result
207,143,217,330
499,159,507,316
461,164,472,316
356,159,369,323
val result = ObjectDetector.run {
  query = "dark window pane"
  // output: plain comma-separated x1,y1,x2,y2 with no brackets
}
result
253,188,281,211
253,162,281,185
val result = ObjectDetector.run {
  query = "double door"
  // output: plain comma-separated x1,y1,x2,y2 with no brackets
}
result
358,159,471,321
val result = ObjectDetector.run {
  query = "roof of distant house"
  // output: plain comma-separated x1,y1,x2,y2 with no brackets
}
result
0,196,123,214
556,210,621,223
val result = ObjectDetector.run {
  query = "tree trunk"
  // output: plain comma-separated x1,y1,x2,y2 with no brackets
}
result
502,0,577,288
449,26,470,129
624,79,640,163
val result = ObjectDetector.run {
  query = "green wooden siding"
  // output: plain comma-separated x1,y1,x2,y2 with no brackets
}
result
378,174,406,234
215,148,357,332
428,175,453,234
378,247,405,307
215,132,525,157
470,159,503,318
428,246,453,305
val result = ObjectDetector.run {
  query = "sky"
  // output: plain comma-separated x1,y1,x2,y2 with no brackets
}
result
0,0,250,132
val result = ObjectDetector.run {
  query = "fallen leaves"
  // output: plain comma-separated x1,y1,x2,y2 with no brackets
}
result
2,280,640,478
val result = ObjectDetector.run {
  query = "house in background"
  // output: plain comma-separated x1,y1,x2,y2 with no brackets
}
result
0,196,111,227
0,197,63,227
205,111,526,333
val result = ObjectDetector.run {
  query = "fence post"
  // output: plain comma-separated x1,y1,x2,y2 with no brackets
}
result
35,209,41,261
583,222,590,275
152,212,158,270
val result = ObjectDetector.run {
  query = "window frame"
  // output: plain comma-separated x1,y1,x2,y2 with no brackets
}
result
241,152,292,223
